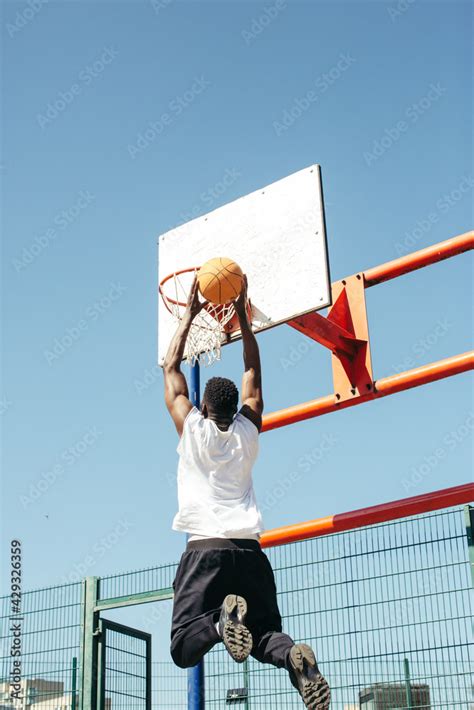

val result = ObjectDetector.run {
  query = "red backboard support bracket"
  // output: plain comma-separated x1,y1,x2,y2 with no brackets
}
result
288,273,374,402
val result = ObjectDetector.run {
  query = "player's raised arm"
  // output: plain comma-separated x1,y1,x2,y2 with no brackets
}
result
235,276,263,431
163,277,206,436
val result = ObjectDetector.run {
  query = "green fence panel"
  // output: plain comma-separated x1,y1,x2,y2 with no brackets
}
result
0,582,82,709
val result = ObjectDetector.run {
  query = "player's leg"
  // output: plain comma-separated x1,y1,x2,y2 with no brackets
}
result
170,544,229,668
234,544,331,708
287,643,331,709
230,542,294,668
171,611,220,668
251,629,330,709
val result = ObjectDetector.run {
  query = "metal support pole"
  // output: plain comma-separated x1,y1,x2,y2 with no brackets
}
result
243,658,249,710
363,231,473,287
403,658,413,709
71,656,78,710
188,361,205,709
78,577,99,710
190,362,200,409
463,505,474,588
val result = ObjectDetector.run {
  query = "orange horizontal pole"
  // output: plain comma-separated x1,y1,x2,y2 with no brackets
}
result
363,231,473,287
260,483,474,548
262,351,474,431
375,350,473,395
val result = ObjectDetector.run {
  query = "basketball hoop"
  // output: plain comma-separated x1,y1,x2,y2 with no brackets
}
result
159,267,236,366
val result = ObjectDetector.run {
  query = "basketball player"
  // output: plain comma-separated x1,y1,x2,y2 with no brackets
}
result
163,275,330,709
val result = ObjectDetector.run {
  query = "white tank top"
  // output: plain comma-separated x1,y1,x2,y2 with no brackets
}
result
172,407,264,537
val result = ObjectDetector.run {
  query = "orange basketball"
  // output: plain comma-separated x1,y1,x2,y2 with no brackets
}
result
197,257,244,305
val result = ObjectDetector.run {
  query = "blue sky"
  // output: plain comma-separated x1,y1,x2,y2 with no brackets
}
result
1,0,472,650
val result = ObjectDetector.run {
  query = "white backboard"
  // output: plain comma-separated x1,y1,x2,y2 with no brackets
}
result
158,164,331,365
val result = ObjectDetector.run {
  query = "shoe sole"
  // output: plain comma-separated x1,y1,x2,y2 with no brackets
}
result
222,595,253,663
289,644,331,709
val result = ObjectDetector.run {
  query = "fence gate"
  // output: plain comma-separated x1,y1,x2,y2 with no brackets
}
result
97,618,151,710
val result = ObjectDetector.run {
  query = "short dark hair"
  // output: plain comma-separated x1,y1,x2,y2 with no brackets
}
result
203,377,239,414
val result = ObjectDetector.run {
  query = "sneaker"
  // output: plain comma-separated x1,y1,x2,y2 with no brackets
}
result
218,594,253,663
288,643,330,709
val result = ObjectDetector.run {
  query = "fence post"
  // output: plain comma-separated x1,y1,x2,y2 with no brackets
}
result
78,577,100,710
71,656,78,710
403,658,413,708
464,505,474,588
243,657,249,709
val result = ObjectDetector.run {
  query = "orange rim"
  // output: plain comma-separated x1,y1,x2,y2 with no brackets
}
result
159,266,200,312
159,266,238,322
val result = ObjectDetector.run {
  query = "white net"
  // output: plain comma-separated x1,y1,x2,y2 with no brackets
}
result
160,269,235,366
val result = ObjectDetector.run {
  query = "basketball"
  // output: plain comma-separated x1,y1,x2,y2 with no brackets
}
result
197,257,244,305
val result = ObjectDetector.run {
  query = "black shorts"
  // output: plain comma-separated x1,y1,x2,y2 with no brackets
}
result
171,537,282,637
169,537,295,669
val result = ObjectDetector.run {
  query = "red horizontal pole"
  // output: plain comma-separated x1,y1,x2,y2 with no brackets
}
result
363,231,473,287
262,351,474,431
260,483,474,548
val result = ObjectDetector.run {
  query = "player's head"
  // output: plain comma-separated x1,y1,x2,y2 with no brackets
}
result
202,377,239,420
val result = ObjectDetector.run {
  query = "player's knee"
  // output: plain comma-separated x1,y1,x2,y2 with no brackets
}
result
170,642,190,669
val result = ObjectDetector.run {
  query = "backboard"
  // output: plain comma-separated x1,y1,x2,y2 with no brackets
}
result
158,164,331,365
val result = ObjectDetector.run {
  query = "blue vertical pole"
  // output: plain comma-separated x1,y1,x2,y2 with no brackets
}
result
190,361,200,409
188,361,205,709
